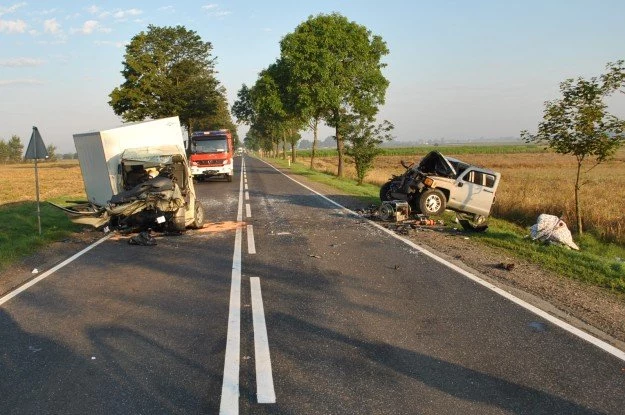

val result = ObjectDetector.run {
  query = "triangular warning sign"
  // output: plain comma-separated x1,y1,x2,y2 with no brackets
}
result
24,126,48,160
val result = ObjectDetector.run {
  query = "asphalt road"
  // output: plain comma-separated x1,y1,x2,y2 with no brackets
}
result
1,155,624,414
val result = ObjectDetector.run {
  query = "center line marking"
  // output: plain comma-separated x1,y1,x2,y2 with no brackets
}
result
247,225,256,254
246,203,251,218
250,277,276,403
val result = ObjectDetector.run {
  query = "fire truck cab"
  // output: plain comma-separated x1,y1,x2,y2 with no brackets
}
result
189,129,234,182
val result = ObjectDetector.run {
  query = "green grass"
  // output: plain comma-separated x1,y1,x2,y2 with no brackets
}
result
268,156,625,295
270,157,380,205
296,144,546,158
0,199,84,271
467,219,625,293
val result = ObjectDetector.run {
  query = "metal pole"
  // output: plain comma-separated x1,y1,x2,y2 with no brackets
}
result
34,127,42,236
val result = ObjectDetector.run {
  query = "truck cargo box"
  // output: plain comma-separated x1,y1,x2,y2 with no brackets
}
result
73,117,185,206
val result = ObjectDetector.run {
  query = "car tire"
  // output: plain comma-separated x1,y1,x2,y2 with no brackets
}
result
227,174,233,182
419,189,446,215
191,200,205,229
379,180,401,201
457,213,488,232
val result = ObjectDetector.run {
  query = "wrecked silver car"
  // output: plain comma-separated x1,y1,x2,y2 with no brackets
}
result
380,151,501,231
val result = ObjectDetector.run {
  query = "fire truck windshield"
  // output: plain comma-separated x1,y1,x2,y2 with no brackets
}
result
193,138,228,154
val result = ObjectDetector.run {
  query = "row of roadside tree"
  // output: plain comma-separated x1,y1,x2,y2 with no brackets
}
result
231,13,394,184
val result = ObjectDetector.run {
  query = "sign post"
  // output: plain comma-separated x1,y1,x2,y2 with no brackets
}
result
24,126,48,236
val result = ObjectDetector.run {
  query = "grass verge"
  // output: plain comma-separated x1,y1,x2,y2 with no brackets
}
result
0,198,84,271
267,156,625,294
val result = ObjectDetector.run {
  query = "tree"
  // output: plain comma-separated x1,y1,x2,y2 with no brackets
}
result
521,60,625,236
46,144,57,162
7,135,23,163
0,140,8,164
344,117,394,184
191,87,240,147
280,13,389,177
109,25,221,150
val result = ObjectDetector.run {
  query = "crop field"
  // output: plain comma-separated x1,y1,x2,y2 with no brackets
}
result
0,160,86,205
296,146,625,245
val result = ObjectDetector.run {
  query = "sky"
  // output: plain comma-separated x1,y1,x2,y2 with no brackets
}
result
1,1,624,153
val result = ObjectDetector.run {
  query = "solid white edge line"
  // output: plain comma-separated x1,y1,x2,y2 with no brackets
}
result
220,157,246,415
247,225,256,255
250,277,276,403
246,203,251,218
0,233,114,307
256,157,625,363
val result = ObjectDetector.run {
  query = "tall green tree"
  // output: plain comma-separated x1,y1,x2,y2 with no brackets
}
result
280,13,389,177
109,25,221,149
522,60,625,235
344,116,394,184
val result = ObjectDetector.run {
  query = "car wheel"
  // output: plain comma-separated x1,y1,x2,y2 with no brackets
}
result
227,174,233,182
418,189,446,215
457,213,488,232
379,180,401,201
191,200,205,229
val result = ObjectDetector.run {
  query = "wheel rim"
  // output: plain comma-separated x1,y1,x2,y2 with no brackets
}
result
425,195,441,212
196,204,204,225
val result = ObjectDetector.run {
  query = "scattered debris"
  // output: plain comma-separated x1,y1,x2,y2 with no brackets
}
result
128,230,157,246
308,254,321,259
530,214,579,250
31,268,39,274
497,262,516,271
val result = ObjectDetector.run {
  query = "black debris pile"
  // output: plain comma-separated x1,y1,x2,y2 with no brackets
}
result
128,230,157,246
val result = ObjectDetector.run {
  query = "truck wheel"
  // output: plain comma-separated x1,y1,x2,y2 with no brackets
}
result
171,208,186,232
419,189,446,215
191,200,205,229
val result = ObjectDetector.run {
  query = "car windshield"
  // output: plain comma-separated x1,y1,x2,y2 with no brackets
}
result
193,138,228,154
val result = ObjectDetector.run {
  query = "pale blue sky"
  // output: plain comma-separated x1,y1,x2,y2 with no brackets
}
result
1,1,624,152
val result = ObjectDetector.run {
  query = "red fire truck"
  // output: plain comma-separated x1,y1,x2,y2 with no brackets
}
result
189,129,234,182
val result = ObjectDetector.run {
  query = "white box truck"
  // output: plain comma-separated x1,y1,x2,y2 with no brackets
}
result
54,117,204,232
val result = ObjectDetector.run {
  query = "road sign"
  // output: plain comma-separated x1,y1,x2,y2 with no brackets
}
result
24,126,48,160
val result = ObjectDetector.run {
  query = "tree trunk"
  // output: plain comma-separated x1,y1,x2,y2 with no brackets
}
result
335,125,344,177
310,118,319,170
291,143,296,163
575,160,583,236
282,137,287,160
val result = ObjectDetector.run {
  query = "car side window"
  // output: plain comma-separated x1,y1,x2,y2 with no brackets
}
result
462,170,496,188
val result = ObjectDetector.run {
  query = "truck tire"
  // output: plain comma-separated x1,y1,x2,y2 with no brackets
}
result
191,200,205,229
227,173,233,182
170,208,186,232
419,189,446,216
